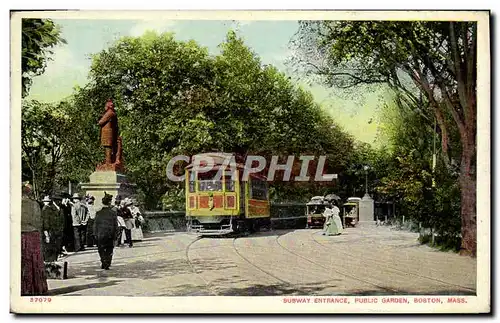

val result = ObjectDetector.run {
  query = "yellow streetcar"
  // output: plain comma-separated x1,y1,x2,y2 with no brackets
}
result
185,153,271,235
306,196,328,229
343,197,360,227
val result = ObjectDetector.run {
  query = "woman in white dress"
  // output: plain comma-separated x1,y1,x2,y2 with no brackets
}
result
121,198,144,243
115,202,126,247
323,202,343,236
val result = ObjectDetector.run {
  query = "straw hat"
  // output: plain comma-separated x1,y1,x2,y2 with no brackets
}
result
124,197,133,206
72,193,81,199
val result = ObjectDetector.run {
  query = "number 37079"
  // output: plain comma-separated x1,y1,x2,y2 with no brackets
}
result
30,297,52,303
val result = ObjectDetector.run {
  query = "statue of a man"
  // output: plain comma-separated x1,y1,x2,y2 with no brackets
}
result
98,99,119,165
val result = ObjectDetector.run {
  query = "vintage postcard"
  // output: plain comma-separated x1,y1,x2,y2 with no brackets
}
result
10,10,490,313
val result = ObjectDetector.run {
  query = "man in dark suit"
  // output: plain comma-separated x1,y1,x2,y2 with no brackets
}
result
60,193,74,253
93,192,118,270
41,195,65,262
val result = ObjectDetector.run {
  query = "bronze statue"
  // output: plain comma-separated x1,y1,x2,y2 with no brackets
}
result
97,99,124,172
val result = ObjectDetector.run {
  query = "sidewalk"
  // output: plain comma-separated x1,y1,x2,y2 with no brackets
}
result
47,232,202,296
45,227,477,296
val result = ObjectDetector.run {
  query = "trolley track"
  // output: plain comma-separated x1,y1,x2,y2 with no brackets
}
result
186,233,308,295
231,235,294,288
58,229,476,296
64,235,221,297
64,236,215,265
273,232,399,294
185,237,220,296
231,232,392,295
307,230,476,293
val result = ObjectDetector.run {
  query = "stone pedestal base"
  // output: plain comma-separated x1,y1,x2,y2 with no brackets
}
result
356,221,377,228
359,193,375,223
80,171,136,210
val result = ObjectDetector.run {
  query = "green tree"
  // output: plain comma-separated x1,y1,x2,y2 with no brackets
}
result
63,30,354,209
57,91,102,185
21,19,66,97
21,100,70,199
375,98,462,249
336,141,390,200
292,21,477,256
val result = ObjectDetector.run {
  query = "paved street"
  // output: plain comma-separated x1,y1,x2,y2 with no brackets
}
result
47,225,476,296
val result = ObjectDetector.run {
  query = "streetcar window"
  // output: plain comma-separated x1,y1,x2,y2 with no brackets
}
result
198,170,223,191
224,170,236,192
189,171,195,193
308,205,325,214
250,179,268,200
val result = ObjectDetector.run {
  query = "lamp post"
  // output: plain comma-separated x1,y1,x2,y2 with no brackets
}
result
361,165,374,222
363,165,370,196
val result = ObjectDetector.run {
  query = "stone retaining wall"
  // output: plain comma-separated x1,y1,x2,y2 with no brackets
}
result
143,203,307,232
142,211,186,232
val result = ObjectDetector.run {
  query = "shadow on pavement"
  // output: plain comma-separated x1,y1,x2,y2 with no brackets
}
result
47,280,123,296
143,232,179,239
73,257,239,280
217,283,334,296
153,282,331,296
139,237,168,242
114,244,155,250
337,289,476,296
201,229,297,240
197,285,476,297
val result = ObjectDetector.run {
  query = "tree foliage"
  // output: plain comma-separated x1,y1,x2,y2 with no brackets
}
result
21,100,70,199
291,20,477,256
371,99,461,249
60,31,353,209
21,19,66,97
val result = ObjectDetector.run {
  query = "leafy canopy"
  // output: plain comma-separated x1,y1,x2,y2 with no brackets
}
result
61,30,353,208
22,19,66,98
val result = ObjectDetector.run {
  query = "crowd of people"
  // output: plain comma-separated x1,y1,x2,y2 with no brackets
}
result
21,183,144,296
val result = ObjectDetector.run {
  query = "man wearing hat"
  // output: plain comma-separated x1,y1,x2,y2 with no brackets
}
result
60,193,74,252
71,193,88,252
41,195,65,262
122,198,134,248
113,195,125,247
85,196,97,248
94,192,118,270
52,194,68,256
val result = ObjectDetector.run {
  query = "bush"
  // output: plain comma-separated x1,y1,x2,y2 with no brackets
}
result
418,233,432,245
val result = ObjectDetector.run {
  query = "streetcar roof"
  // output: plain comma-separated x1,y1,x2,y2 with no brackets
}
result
307,196,326,203
306,202,327,206
185,152,267,181
185,152,243,170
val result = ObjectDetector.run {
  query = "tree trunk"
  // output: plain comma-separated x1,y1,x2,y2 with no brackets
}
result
30,154,39,201
459,136,476,257
434,106,451,167
32,168,38,200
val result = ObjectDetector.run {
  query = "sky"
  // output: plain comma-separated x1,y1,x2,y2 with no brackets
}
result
27,19,385,146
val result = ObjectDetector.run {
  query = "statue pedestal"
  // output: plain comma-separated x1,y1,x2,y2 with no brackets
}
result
80,171,136,210
358,193,375,225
